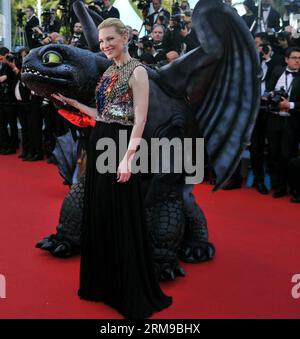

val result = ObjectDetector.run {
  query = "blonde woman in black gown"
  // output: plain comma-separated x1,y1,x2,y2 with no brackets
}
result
52,18,172,319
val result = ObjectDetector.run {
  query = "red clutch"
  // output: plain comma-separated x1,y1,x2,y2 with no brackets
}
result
58,109,96,128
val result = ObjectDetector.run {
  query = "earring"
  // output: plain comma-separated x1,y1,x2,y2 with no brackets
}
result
123,44,128,53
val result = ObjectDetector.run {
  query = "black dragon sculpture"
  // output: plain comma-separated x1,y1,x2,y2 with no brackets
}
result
21,0,260,281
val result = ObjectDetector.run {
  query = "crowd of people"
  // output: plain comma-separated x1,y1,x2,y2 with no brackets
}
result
0,0,300,202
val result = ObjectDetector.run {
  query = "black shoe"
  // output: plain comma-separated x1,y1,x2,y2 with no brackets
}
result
22,153,34,161
2,148,16,155
290,190,300,203
223,181,242,190
257,182,269,195
210,178,217,185
28,154,44,161
291,195,300,203
18,151,28,159
0,148,8,154
272,189,287,199
47,155,57,165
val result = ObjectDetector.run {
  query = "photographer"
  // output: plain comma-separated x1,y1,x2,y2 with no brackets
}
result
258,39,285,91
42,9,61,35
162,13,186,55
179,11,199,53
69,22,88,49
7,48,32,160
265,47,300,198
275,31,292,57
137,35,155,65
29,10,62,47
0,48,19,155
248,40,284,194
94,0,120,19
128,28,139,58
180,1,190,12
151,24,167,63
242,0,257,30
24,6,40,49
137,27,168,66
147,0,170,29
260,0,281,33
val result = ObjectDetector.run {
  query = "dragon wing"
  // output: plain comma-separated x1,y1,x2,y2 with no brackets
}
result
73,0,103,52
158,0,261,190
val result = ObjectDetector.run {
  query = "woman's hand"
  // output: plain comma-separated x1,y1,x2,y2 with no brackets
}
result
117,154,135,183
51,93,79,109
52,93,98,119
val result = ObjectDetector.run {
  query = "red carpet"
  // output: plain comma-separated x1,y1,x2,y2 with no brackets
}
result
0,152,300,319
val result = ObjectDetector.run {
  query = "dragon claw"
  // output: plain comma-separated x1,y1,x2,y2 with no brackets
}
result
52,243,71,257
155,262,186,281
178,241,215,263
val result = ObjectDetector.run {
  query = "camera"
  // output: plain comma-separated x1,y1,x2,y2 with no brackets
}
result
170,14,186,30
42,10,52,26
16,9,25,27
88,0,105,12
31,26,45,41
132,0,152,17
139,35,154,49
267,87,289,107
171,1,181,16
259,43,271,59
132,0,152,12
5,54,18,63
157,13,169,26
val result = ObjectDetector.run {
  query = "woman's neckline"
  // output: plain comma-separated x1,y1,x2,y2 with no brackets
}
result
113,58,133,69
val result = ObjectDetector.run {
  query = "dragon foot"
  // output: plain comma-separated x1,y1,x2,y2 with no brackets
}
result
35,234,79,258
154,260,186,281
178,240,215,263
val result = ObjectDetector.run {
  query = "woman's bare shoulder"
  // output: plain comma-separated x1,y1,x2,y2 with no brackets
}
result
130,65,148,87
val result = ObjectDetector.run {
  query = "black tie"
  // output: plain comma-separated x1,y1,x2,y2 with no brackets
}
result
286,70,298,77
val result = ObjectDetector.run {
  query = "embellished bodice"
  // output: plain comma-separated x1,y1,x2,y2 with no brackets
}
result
95,58,143,126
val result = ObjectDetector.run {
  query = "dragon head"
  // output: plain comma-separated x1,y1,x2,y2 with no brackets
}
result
21,44,111,106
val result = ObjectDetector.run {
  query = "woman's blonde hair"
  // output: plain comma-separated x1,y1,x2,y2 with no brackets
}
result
98,18,128,36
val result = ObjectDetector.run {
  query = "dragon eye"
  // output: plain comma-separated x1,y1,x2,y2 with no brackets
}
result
42,52,62,65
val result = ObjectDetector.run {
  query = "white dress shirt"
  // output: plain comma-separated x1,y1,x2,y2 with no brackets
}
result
274,67,298,116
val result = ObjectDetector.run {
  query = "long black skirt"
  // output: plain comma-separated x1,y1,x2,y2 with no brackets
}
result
78,121,172,319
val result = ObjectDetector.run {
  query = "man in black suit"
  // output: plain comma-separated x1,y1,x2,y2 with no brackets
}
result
24,6,40,49
247,39,286,194
250,0,281,34
147,0,170,29
260,0,281,32
96,0,120,20
0,47,19,155
10,48,32,159
266,47,300,198
69,22,88,49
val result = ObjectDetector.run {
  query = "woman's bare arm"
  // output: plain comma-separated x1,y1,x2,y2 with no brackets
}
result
117,65,149,183
51,93,98,119
125,65,149,160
